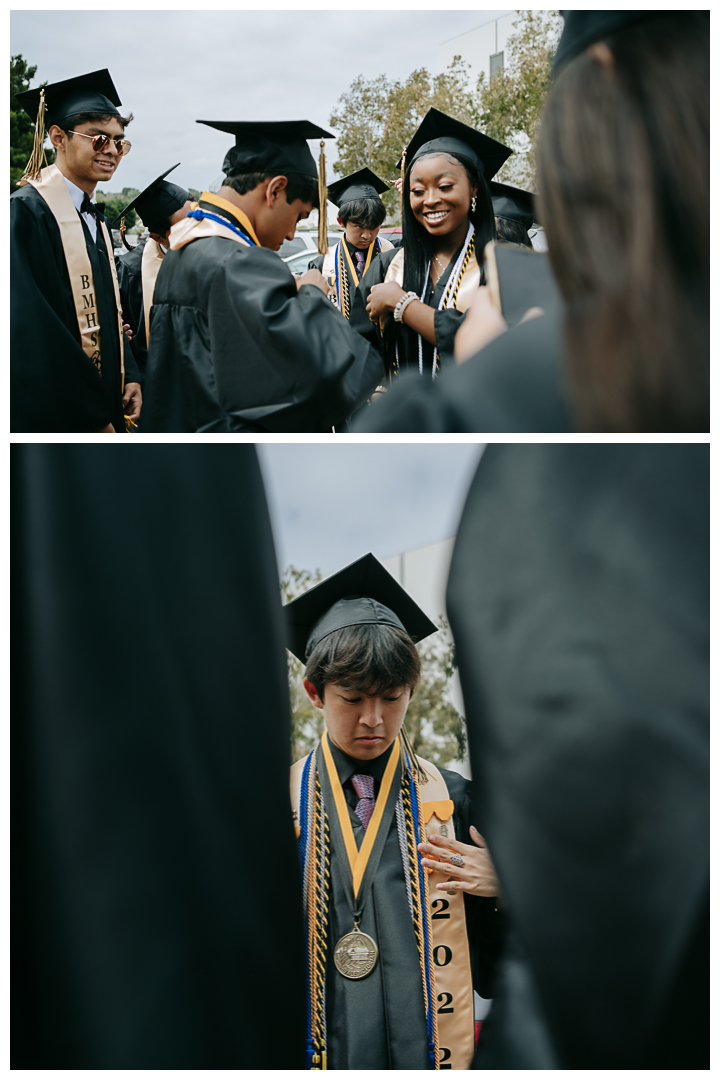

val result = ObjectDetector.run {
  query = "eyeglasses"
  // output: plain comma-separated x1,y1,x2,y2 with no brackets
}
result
68,130,132,156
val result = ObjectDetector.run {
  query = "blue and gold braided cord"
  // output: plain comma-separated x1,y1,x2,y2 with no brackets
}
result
303,757,329,1070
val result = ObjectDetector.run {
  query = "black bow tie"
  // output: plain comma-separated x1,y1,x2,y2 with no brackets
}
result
80,193,104,219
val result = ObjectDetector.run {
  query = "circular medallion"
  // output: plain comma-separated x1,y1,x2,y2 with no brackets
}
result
333,929,378,979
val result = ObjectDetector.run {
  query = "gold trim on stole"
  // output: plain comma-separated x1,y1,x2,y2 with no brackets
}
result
27,164,123,381
290,746,476,1069
380,247,482,333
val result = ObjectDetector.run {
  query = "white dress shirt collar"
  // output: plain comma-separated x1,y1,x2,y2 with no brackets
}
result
64,175,98,241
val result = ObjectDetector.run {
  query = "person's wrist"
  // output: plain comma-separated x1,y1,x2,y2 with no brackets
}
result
394,291,419,322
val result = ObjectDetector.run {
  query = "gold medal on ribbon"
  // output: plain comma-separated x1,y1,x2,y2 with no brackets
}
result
333,926,378,979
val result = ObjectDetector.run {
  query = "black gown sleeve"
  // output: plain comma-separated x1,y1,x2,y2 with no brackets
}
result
351,309,569,433
11,190,112,433
434,308,466,364
307,254,324,274
115,249,147,377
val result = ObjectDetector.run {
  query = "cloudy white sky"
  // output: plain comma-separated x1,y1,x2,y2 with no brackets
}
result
258,443,484,575
11,8,509,195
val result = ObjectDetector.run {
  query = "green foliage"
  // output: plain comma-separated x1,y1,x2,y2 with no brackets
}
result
97,188,139,230
281,565,467,768
10,54,55,191
328,12,563,204
329,57,477,222
476,10,563,189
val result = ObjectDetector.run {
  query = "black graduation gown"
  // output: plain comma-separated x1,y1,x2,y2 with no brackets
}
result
10,184,139,432
352,307,569,433
309,239,384,352
142,200,383,432
445,445,709,1069
12,444,306,1069
358,245,476,379
115,237,149,375
323,740,504,1069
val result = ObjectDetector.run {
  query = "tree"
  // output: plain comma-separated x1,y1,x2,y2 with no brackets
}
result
475,10,563,189
11,55,54,191
98,188,139,231
329,57,477,221
281,565,467,767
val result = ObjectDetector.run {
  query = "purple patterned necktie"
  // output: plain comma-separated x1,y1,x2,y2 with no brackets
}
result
355,250,366,276
351,773,376,830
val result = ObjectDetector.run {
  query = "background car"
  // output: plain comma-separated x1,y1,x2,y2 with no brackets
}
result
379,226,403,249
278,230,344,273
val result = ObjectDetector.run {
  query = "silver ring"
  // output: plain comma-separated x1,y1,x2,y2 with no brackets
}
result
450,853,465,868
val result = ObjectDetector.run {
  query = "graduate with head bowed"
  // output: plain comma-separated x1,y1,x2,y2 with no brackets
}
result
112,165,194,378
141,121,383,433
11,68,143,432
361,108,511,383
490,181,536,249
309,168,394,345
285,553,505,1070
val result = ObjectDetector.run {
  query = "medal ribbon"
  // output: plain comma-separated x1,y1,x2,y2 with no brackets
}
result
319,731,401,914
340,235,377,290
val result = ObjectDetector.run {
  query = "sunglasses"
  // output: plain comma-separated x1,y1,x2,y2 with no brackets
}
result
68,130,132,156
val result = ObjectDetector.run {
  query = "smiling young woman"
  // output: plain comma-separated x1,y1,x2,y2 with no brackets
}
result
361,108,511,382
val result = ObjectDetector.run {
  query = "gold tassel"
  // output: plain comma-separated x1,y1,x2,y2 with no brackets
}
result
19,88,48,185
400,724,428,785
400,148,407,198
317,138,328,256
120,215,133,251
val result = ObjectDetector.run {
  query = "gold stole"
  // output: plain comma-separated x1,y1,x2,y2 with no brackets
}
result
140,238,165,343
26,163,124,387
290,747,476,1070
169,192,260,251
380,247,482,332
323,235,396,318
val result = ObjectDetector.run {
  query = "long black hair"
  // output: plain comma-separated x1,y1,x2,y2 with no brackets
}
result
383,151,496,376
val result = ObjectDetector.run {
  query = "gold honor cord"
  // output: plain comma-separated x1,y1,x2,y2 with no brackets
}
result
320,730,400,897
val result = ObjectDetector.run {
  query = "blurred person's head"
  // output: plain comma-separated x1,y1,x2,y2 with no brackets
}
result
494,215,533,249
536,12,709,432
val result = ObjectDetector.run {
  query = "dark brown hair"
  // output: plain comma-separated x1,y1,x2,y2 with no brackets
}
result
63,111,133,131
223,171,319,208
536,13,709,431
304,623,421,701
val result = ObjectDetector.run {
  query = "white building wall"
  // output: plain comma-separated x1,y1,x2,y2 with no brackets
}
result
439,10,517,86
381,536,470,779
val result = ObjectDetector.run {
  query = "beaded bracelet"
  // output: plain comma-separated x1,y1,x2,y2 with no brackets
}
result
394,291,419,322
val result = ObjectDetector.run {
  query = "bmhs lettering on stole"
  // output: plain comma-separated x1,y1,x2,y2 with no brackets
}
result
80,273,101,371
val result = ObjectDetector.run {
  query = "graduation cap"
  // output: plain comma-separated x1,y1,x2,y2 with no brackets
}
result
284,552,438,662
197,119,334,179
397,107,512,184
110,164,189,238
553,11,671,73
327,168,389,206
490,181,537,229
15,68,124,184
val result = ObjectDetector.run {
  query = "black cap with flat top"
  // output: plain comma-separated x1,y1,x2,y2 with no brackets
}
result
284,552,438,661
15,68,123,128
109,164,189,231
553,11,672,73
490,181,537,228
197,119,334,179
398,107,512,181
328,168,389,205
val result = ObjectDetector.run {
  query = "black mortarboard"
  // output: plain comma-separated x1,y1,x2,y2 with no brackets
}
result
110,164,189,231
197,119,334,179
14,68,122,129
398,107,512,182
553,11,671,73
284,552,438,661
490,181,537,229
327,168,389,205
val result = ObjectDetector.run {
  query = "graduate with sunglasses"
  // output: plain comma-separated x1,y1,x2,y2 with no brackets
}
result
11,69,142,432
362,109,511,382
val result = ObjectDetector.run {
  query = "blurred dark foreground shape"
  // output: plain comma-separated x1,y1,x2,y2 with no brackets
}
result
447,444,709,1068
12,445,305,1068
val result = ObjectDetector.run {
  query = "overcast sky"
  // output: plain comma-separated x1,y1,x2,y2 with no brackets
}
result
258,443,484,575
11,8,510,195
